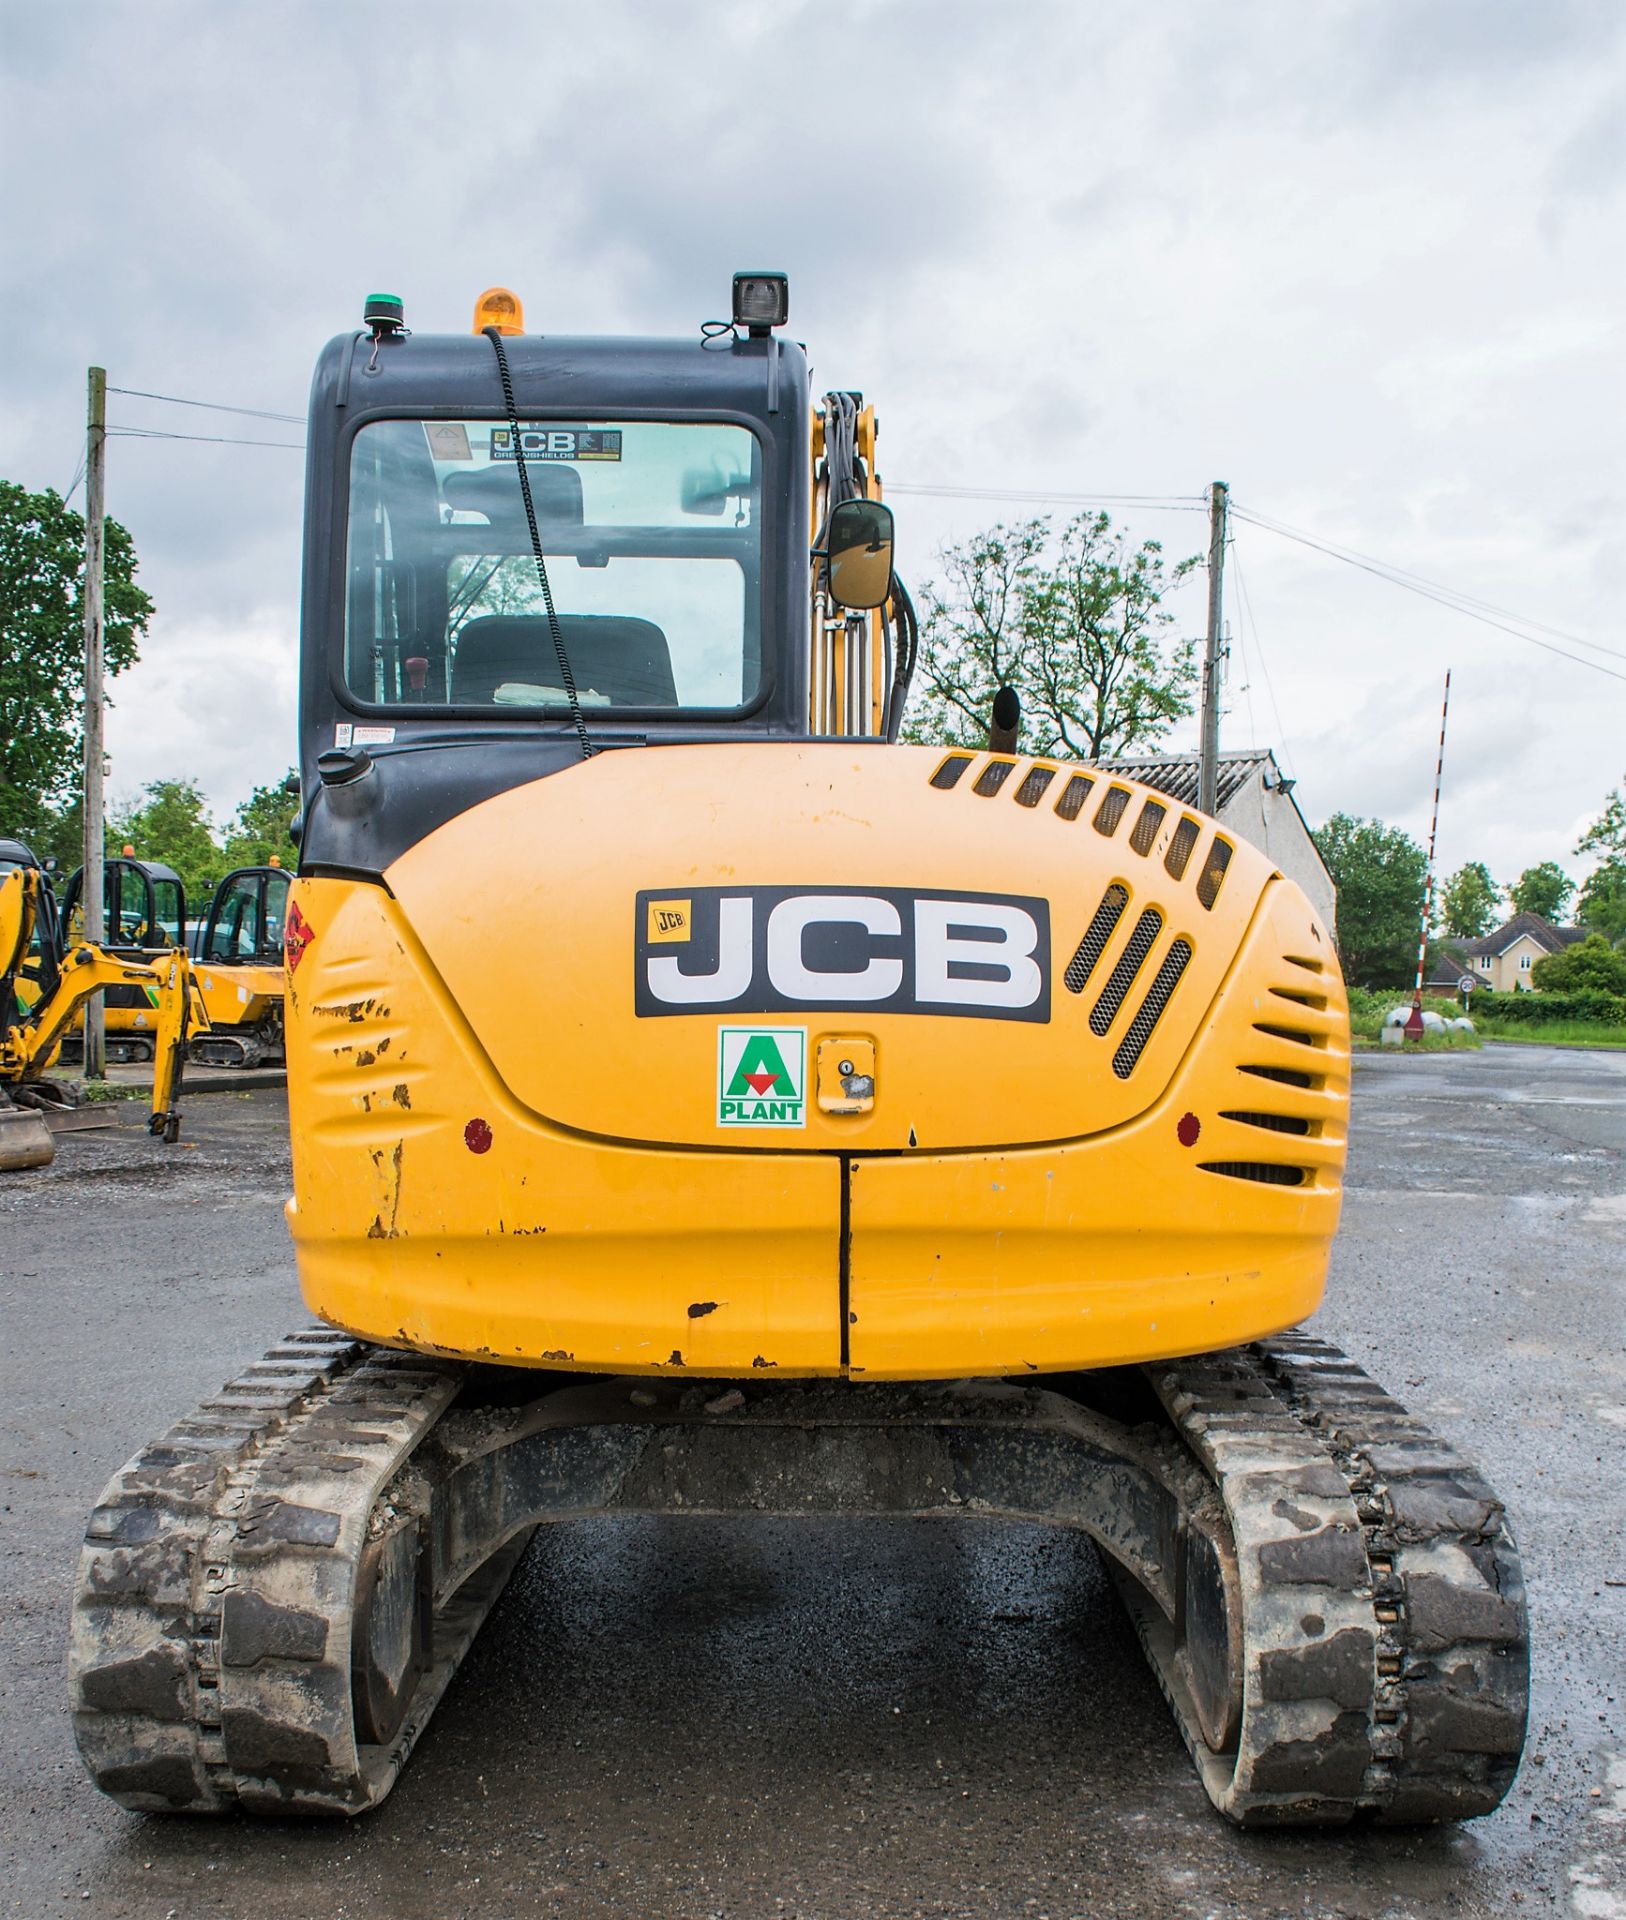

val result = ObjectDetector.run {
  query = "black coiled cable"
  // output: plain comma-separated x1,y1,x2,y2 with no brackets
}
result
482,326,594,760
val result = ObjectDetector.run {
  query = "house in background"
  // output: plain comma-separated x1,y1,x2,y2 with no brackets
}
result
1098,748,1337,938
1454,912,1586,991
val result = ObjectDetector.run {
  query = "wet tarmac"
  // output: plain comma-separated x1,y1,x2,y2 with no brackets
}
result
1,1049,1622,1918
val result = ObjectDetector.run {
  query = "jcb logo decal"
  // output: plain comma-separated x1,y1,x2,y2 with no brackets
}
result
634,886,1050,1022
647,899,691,943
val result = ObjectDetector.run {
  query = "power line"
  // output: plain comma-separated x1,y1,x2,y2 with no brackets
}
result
1223,532,1261,758
108,386,305,425
1231,501,1626,683
107,426,305,450
887,482,1207,512
1229,528,1295,777
1235,501,1624,664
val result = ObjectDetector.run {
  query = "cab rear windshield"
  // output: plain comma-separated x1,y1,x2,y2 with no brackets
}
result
343,418,762,713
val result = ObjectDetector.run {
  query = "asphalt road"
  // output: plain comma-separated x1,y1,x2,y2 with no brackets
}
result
2,1050,1623,1919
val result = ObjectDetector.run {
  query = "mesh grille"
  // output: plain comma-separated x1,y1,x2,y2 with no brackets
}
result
1091,908,1162,1035
1064,884,1129,995
1198,1161,1308,1187
1196,837,1233,909
1055,774,1095,820
1111,936,1192,1077
1128,799,1167,857
1015,765,1057,808
974,759,1015,797
930,754,973,790
1094,786,1132,836
1165,817,1200,880
1220,1110,1312,1136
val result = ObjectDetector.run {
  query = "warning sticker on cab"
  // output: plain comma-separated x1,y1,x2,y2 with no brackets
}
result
491,427,622,463
424,422,473,461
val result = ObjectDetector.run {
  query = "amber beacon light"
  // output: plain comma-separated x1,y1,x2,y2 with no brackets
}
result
472,287,525,336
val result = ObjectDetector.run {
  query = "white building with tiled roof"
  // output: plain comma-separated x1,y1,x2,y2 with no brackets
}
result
1456,912,1586,991
1096,748,1337,938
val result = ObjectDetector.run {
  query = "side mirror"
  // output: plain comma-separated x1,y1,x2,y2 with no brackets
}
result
824,498,894,610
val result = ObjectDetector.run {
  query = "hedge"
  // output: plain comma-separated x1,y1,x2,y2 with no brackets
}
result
1470,990,1626,1027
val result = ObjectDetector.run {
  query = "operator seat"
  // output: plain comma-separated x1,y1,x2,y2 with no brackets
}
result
450,613,678,707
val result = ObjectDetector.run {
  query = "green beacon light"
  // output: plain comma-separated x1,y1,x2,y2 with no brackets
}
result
364,293,405,339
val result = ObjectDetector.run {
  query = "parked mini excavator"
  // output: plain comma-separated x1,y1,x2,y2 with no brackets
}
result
0,852,206,1168
59,855,190,1065
69,278,1527,1826
188,863,290,1067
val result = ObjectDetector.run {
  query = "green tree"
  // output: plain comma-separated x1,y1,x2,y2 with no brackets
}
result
1531,932,1626,996
1577,778,1626,863
19,794,83,874
1509,861,1575,922
1576,860,1626,945
1440,860,1501,939
1313,813,1428,987
109,779,221,901
221,770,299,870
0,482,152,836
901,513,1199,758
1575,781,1626,944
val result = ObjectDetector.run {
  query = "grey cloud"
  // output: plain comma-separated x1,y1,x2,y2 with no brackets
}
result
1,0,1621,877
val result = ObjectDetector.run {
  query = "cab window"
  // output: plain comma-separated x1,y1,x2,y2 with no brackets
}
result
344,419,761,714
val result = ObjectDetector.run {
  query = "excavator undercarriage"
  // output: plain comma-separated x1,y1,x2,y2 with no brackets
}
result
72,1329,1524,1825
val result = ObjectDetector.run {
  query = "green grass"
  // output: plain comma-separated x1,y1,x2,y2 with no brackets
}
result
78,1078,149,1102
1472,1020,1626,1050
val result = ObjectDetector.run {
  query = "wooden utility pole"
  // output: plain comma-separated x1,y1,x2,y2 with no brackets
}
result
81,366,108,1080
1198,480,1228,817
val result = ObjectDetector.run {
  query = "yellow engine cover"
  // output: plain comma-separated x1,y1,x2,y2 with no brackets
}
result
193,960,281,1028
285,744,1348,1379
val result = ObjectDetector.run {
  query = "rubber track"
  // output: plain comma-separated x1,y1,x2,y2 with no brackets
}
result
71,1329,1527,1823
70,1330,526,1815
1124,1333,1527,1827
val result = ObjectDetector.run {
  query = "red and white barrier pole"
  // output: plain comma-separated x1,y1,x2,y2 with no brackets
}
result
1407,669,1451,1041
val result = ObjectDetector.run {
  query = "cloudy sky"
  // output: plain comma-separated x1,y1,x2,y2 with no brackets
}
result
3,0,1622,895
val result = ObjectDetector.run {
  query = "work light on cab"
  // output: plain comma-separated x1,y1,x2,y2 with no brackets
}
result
472,286,525,336
732,271,788,335
363,293,404,338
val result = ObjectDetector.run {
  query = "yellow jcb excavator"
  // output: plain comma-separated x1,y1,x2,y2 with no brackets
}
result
0,855,208,1168
68,278,1527,1827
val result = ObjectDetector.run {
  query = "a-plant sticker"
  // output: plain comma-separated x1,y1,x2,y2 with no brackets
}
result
718,1027,806,1128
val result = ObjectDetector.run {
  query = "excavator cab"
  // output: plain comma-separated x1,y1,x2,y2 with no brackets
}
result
59,858,188,1063
0,838,62,1014
196,865,290,965
187,866,289,1067
63,856,187,954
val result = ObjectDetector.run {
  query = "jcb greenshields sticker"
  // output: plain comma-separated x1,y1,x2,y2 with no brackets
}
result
718,1027,806,1128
